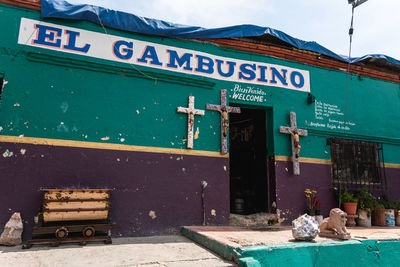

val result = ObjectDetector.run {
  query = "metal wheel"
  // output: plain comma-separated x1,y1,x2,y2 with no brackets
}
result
22,243,32,249
55,227,68,239
82,226,95,237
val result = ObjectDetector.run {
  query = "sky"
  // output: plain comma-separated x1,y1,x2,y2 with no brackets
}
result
68,0,400,60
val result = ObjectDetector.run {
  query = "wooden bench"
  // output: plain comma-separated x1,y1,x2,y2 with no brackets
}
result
23,189,115,248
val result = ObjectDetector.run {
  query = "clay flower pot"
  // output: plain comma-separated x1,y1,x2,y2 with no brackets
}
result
343,202,358,215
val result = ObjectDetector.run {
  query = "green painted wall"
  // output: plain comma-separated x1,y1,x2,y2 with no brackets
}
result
0,4,399,163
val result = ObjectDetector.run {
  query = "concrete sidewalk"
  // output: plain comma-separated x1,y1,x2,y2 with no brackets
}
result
0,235,235,267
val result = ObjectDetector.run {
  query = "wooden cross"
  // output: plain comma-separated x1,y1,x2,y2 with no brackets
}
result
280,111,308,175
206,89,241,154
177,95,205,149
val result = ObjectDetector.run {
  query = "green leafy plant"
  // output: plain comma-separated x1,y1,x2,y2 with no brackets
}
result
355,187,377,216
374,202,385,210
340,188,358,203
379,194,398,210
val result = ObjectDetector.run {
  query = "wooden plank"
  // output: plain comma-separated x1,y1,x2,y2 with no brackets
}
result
177,95,205,149
280,111,308,175
44,201,108,210
206,89,240,154
44,191,109,201
43,210,109,222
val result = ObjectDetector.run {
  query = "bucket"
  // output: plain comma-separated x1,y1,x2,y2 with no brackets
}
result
372,208,386,226
357,209,371,227
396,210,400,226
385,209,395,226
234,198,244,214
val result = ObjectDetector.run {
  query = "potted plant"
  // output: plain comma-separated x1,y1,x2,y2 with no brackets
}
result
340,188,358,215
395,201,400,226
304,189,323,225
372,202,386,226
355,188,377,227
381,195,396,226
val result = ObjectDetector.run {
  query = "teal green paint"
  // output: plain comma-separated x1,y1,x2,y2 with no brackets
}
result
236,239,400,267
180,227,238,262
0,4,399,162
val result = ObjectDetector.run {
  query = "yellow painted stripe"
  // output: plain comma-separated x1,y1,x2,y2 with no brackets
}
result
275,155,331,165
382,163,400,169
275,155,400,168
0,135,228,158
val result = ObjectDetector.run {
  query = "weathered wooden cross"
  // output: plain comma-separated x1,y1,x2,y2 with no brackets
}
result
206,89,241,154
280,111,308,175
177,95,205,149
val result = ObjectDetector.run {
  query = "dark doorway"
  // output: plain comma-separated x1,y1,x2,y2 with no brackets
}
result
229,107,268,214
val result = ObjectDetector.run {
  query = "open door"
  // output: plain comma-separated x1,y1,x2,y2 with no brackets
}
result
229,107,269,214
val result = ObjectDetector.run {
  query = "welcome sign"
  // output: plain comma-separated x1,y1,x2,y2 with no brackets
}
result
18,18,310,92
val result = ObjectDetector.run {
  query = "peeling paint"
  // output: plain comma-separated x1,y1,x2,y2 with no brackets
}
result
20,149,26,155
60,102,69,113
194,127,200,139
18,134,24,138
56,122,69,133
0,126,3,131
2,149,13,158
120,138,125,142
101,136,110,141
13,103,20,107
223,166,227,171
136,110,140,114
148,210,157,219
117,158,120,162
211,209,216,216
285,168,288,172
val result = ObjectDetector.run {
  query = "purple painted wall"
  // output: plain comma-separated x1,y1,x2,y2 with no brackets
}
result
275,161,336,224
386,168,400,201
0,142,230,239
275,160,400,224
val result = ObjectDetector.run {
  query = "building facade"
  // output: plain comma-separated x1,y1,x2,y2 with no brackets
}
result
0,1,399,238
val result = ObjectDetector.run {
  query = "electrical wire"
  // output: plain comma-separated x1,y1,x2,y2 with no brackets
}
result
343,4,356,136
90,5,158,85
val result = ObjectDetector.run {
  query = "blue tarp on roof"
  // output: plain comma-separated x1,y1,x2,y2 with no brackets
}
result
41,0,400,67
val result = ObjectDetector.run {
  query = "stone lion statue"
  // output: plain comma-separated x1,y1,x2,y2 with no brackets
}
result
319,208,350,240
